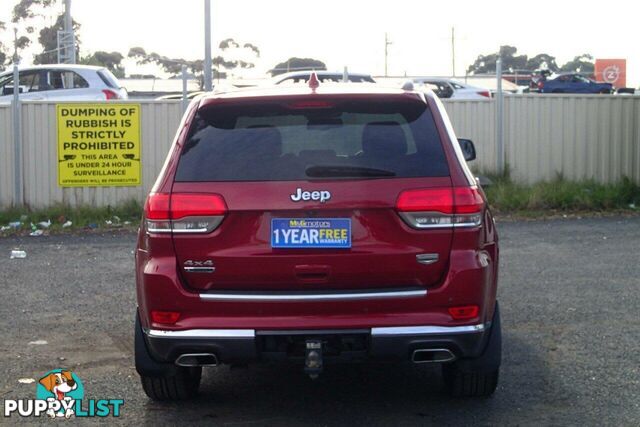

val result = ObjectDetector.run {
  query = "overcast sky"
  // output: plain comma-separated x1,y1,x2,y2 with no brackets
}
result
1,0,638,85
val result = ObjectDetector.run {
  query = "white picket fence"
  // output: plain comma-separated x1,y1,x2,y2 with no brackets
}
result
1,95,639,208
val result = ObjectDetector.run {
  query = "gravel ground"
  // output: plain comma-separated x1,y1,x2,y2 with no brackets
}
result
1,216,639,426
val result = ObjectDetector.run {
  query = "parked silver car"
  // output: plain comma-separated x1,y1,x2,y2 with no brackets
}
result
272,70,376,84
411,78,491,99
0,64,128,102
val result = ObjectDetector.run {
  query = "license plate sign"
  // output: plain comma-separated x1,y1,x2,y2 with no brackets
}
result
271,218,351,249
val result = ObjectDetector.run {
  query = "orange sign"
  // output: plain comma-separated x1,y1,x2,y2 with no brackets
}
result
595,59,626,88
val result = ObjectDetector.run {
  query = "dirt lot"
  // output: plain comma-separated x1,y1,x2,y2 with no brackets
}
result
1,216,639,425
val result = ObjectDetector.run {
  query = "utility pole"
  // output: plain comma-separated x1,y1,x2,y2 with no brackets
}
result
57,0,75,76
13,28,19,62
203,0,213,91
384,33,392,77
64,0,75,63
451,27,455,77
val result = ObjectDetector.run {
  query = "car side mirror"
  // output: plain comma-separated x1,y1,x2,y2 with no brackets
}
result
2,86,17,96
458,138,476,161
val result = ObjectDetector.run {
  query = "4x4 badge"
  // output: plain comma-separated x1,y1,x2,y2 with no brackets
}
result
290,188,331,203
183,260,215,273
184,260,213,267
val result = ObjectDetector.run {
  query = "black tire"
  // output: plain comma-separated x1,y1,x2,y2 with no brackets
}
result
134,311,202,401
442,366,499,398
442,303,502,398
140,367,202,401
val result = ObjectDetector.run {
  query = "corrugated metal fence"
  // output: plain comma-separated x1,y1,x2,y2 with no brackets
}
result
1,101,183,208
445,95,640,184
1,96,639,208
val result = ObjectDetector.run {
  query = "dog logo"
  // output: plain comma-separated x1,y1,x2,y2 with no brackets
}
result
4,369,123,418
36,369,84,418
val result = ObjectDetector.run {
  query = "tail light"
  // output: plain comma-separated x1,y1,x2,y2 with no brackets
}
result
478,91,491,98
144,192,227,234
102,89,119,100
448,305,479,320
396,187,484,229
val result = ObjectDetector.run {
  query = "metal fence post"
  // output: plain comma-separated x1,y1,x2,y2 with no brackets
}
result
181,65,188,112
496,57,504,175
203,0,212,91
12,63,22,206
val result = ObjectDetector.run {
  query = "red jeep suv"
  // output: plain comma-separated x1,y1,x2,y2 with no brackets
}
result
135,76,501,400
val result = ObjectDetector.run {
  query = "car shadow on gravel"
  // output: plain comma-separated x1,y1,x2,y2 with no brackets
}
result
135,332,558,425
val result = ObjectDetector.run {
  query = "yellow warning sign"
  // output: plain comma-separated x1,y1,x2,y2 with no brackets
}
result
57,104,141,187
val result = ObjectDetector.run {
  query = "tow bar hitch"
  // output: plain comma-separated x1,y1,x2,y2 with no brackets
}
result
304,339,323,379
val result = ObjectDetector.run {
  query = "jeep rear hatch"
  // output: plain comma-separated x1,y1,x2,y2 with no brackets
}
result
159,95,459,292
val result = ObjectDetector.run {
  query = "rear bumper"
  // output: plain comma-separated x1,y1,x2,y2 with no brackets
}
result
142,322,491,366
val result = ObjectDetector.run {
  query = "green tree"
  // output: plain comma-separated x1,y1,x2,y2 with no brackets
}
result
11,0,83,64
128,38,259,87
270,57,327,76
12,0,56,23
213,38,260,78
128,46,189,76
0,21,7,69
80,51,125,77
128,47,210,87
526,53,559,72
467,45,528,74
559,54,594,74
33,14,81,64
12,0,59,62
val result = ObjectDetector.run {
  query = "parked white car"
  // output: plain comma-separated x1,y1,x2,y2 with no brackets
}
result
411,78,491,99
0,64,128,102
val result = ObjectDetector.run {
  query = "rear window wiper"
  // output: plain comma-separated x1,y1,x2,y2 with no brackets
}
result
305,165,396,178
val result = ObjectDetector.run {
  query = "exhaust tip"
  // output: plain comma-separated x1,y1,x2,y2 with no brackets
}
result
175,353,218,367
412,349,456,363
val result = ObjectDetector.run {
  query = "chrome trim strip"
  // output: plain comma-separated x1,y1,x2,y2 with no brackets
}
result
184,266,216,273
146,228,171,233
371,323,488,336
199,289,426,302
146,329,255,338
145,322,486,339
171,228,210,233
453,222,482,228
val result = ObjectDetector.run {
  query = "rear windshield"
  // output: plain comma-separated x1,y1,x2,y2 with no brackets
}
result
175,99,449,182
97,69,120,88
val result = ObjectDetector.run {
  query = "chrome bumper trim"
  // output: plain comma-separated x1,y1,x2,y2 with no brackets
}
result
184,266,216,273
145,329,255,338
145,322,487,340
371,323,488,336
199,289,426,302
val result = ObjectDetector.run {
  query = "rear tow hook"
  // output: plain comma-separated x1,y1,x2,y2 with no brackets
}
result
304,339,323,379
